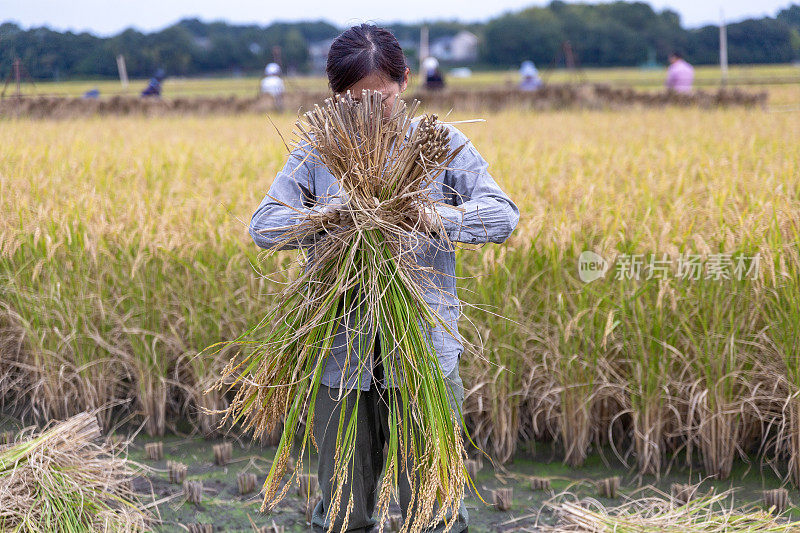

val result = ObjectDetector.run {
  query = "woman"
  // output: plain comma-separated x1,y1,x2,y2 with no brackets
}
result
250,24,519,533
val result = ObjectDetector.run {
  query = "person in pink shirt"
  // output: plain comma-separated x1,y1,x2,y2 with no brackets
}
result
665,51,694,93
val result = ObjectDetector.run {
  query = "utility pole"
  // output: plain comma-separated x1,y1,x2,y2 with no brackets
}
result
116,55,129,89
719,8,728,86
419,26,429,72
2,57,32,99
272,45,283,72
14,58,20,97
555,41,585,84
563,41,576,71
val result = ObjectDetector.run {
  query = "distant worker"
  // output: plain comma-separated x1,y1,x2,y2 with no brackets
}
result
141,69,165,98
422,56,445,90
665,51,694,94
519,60,542,91
260,62,285,110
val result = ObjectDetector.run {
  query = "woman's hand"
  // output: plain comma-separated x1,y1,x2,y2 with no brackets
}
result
319,192,348,215
313,192,352,229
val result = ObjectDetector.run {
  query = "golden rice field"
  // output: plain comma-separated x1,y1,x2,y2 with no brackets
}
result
1,103,799,487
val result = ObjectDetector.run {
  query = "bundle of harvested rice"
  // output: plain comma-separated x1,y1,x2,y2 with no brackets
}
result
0,412,147,532
547,489,800,532
212,90,473,533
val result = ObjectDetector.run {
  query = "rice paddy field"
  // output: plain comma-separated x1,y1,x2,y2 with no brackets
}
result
2,67,800,529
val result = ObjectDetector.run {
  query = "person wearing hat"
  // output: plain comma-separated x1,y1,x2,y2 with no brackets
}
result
422,56,445,90
141,69,166,98
260,62,285,110
519,60,542,91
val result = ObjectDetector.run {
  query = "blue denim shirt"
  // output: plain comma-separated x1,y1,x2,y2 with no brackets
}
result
250,123,519,391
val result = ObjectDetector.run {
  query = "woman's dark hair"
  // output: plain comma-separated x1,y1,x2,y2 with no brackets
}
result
326,24,407,94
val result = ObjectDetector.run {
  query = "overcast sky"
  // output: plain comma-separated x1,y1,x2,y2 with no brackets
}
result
0,0,793,35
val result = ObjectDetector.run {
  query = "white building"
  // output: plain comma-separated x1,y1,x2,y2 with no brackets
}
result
429,31,478,63
309,38,335,73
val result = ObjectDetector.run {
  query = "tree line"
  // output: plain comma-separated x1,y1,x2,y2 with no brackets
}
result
1,2,799,80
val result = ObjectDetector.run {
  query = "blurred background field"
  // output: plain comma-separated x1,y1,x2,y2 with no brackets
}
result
9,63,800,105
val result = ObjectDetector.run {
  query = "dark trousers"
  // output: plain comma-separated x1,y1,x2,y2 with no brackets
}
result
310,344,468,532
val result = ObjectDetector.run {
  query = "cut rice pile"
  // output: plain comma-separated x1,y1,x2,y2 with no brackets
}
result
0,412,147,532
546,489,800,532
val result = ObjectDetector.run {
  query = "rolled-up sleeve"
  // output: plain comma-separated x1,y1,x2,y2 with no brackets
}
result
437,132,519,244
250,147,320,250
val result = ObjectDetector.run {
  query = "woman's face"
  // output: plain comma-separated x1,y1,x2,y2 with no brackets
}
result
345,67,410,118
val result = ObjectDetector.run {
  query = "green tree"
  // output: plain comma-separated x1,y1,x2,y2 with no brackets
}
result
482,9,562,66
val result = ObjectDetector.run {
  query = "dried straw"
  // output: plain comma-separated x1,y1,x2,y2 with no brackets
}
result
546,488,800,532
0,412,147,532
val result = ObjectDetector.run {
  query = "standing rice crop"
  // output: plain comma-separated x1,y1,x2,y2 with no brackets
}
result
211,91,474,533
544,273,619,468
757,218,800,484
621,278,681,477
458,245,540,463
677,269,760,480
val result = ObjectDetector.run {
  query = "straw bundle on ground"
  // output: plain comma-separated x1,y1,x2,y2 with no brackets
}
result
0,412,147,532
547,489,800,532
211,90,471,533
